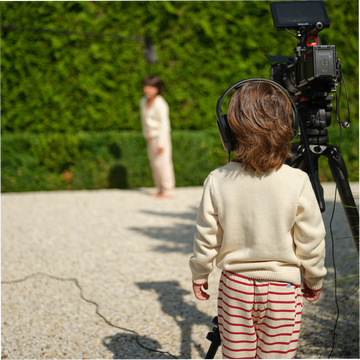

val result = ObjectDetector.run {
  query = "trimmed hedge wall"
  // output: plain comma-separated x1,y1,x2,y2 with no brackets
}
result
1,130,228,192
2,127,358,193
1,1,358,133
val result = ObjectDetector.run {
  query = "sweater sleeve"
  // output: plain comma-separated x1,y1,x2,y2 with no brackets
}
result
294,176,327,290
155,98,170,148
189,175,223,284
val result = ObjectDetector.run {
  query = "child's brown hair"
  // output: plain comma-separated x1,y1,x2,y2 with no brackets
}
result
227,81,293,173
142,75,163,94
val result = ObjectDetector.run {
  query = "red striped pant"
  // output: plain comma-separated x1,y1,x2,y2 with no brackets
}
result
218,271,303,359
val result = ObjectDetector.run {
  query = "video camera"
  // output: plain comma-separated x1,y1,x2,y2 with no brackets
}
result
266,0,346,146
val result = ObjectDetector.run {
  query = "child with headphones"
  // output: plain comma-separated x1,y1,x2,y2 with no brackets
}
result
189,80,326,359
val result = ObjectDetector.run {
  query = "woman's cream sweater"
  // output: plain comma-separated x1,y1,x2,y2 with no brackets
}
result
140,95,171,148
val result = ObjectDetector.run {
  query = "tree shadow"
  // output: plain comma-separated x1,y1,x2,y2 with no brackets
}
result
129,207,199,254
108,141,128,189
108,165,128,189
140,208,199,221
102,332,174,359
296,303,360,359
136,280,213,359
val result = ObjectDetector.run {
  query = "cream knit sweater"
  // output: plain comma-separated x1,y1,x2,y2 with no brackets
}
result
140,95,171,148
190,162,327,290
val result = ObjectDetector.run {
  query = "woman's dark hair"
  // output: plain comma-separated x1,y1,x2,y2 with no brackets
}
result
227,81,293,173
142,75,163,94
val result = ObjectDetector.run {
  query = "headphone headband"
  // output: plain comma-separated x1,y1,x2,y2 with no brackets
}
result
216,78,299,156
216,78,294,113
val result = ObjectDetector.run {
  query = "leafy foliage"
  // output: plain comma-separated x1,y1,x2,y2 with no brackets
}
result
1,1,358,132
1,1,358,190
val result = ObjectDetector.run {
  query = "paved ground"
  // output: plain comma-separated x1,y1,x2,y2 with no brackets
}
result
1,182,359,359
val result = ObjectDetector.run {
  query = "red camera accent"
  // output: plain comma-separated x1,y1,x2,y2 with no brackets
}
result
306,35,318,47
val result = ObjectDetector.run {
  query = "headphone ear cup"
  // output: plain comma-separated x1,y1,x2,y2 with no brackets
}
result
216,114,237,154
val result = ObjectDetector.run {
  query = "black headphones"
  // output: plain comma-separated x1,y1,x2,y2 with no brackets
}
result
216,78,299,155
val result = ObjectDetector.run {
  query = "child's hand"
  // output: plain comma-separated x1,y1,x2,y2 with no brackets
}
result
302,280,321,302
192,282,210,301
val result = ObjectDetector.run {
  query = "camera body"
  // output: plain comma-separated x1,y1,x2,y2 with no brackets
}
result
271,45,338,97
300,45,337,84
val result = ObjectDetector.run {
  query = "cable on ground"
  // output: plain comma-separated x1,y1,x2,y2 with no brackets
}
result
1,272,178,359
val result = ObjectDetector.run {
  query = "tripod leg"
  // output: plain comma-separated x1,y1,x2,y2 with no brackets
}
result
205,317,221,359
326,148,359,252
286,144,326,212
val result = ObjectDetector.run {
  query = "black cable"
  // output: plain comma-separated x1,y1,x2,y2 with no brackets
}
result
339,68,350,129
327,68,349,358
328,157,340,359
285,28,299,39
1,272,178,359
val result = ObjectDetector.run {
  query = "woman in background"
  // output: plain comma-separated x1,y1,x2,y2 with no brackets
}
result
140,75,175,198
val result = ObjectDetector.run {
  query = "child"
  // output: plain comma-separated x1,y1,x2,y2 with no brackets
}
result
189,80,326,359
140,75,175,198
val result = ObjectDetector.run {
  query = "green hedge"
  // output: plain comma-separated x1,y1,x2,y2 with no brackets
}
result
1,1,358,133
1,130,229,192
2,127,358,193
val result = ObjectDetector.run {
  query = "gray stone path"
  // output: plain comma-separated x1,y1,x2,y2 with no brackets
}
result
1,183,359,359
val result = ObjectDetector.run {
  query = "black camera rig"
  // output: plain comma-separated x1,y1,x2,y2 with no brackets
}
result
266,0,358,249
267,0,345,144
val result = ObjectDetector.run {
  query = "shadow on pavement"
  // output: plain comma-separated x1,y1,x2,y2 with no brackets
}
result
137,280,213,359
102,280,214,359
129,207,198,254
102,332,174,359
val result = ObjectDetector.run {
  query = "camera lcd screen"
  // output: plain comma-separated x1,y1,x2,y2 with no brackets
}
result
271,1,330,30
